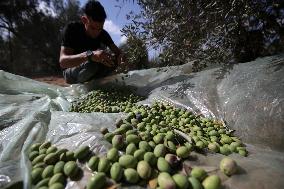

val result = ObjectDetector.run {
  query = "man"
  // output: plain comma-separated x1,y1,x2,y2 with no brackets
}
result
59,0,125,84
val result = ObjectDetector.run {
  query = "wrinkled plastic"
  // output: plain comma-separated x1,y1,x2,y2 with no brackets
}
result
0,54,284,189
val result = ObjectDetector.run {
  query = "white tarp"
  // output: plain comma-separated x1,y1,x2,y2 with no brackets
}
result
0,54,284,189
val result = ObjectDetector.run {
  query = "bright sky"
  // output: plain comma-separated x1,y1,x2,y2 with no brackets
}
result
79,0,141,46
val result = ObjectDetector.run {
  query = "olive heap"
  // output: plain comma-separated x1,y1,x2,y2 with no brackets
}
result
29,142,91,189
94,102,244,188
97,128,222,189
69,87,145,113
28,139,238,189
29,92,246,188
70,89,247,156
105,102,247,157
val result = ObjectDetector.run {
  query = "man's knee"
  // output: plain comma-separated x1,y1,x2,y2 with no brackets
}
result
77,62,99,83
62,61,97,84
63,68,77,84
63,61,113,84
77,69,95,83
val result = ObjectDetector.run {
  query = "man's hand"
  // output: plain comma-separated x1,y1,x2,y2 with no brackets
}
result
91,50,114,67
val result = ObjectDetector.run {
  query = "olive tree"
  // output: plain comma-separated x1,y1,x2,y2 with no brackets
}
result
0,0,82,75
122,0,284,69
119,35,149,71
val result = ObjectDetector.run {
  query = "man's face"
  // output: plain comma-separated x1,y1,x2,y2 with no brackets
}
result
82,16,104,38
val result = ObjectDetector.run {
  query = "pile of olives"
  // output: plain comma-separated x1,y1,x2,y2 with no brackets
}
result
28,142,91,189
98,128,221,189
29,139,239,189
106,102,247,156
69,87,145,113
30,89,246,188
95,102,242,188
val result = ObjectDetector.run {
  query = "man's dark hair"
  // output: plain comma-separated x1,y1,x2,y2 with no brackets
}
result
83,0,106,22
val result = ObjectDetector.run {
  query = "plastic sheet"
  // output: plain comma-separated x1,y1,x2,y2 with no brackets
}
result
0,55,284,189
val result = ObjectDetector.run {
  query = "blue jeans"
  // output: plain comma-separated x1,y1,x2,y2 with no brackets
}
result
63,61,115,84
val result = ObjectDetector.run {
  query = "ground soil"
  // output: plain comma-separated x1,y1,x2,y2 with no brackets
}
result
32,75,69,87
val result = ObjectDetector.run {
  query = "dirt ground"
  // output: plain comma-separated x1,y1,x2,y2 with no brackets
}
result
32,75,69,87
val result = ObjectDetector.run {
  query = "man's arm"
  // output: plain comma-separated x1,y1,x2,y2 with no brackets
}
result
59,46,115,69
59,46,88,69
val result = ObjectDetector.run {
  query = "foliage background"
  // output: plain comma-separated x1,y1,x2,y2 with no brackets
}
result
0,0,82,76
122,0,284,70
